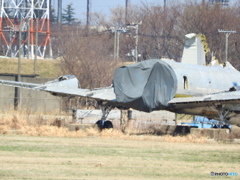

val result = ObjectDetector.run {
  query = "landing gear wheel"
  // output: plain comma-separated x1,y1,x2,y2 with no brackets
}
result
95,120,104,130
103,121,113,129
95,120,113,130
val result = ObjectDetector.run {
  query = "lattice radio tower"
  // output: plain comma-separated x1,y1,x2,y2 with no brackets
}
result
0,0,52,58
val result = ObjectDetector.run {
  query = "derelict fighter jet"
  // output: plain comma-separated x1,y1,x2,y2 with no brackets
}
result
1,33,240,127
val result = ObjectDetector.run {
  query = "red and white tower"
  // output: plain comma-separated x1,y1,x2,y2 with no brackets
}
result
0,0,52,58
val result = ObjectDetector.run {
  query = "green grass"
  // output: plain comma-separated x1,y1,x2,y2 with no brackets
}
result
0,135,239,180
0,58,61,78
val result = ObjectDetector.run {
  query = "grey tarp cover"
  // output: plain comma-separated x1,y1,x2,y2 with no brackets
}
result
113,59,177,112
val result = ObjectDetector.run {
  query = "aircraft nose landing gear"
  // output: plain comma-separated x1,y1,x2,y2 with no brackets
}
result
95,104,113,130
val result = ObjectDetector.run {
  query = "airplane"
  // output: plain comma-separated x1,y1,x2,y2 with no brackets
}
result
1,33,240,128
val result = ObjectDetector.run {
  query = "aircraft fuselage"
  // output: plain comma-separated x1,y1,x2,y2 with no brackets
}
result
166,60,240,97
113,59,240,120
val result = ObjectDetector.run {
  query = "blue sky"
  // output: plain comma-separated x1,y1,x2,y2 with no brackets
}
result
55,0,238,22
58,0,165,21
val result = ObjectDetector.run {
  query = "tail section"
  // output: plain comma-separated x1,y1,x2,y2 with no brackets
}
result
181,33,210,65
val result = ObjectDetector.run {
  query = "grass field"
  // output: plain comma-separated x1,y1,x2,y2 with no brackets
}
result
0,134,239,180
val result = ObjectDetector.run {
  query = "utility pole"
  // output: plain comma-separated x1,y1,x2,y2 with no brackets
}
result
116,30,120,59
126,22,142,62
15,24,22,110
112,27,128,60
218,29,236,63
114,28,117,59
87,0,90,27
113,27,119,59
164,0,166,10
125,0,129,24
58,0,62,25
107,27,129,60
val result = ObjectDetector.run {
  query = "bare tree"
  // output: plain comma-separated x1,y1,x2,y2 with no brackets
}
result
179,1,240,65
57,26,120,89
137,3,183,60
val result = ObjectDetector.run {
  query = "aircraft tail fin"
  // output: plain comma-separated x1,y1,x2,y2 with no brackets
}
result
181,33,210,65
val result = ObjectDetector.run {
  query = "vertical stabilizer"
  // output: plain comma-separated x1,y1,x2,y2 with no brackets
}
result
181,33,210,65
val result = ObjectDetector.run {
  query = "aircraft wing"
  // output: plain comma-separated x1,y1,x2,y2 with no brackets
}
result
43,86,116,102
169,90,240,111
0,79,40,89
0,78,116,102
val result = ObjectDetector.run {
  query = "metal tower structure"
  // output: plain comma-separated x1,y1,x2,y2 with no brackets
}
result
0,0,52,58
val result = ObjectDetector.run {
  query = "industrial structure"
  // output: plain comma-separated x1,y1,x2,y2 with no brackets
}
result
0,0,52,58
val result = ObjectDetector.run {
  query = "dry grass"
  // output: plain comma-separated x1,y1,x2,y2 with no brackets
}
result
0,58,61,78
2,110,240,144
0,110,209,143
231,126,240,138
